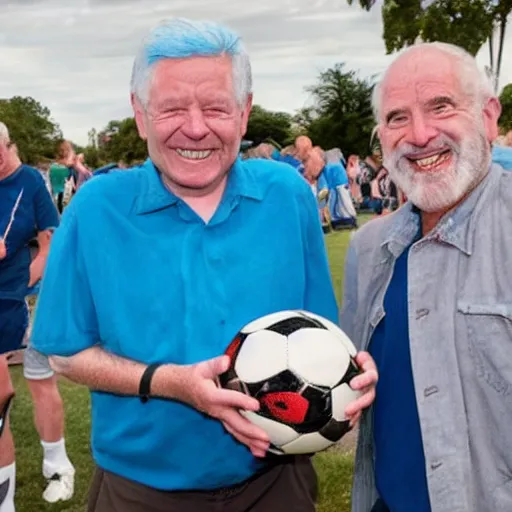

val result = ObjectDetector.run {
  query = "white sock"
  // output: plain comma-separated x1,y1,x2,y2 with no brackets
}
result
0,462,15,512
41,439,74,478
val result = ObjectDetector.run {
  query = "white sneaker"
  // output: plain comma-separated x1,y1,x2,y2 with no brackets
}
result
42,469,75,503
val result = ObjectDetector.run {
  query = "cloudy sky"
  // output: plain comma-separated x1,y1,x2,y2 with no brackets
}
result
1,0,511,145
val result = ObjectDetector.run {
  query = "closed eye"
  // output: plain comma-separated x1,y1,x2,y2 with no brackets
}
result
428,96,456,115
204,106,230,114
432,103,452,115
386,111,409,126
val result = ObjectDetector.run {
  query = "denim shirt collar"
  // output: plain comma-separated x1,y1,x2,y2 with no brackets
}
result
382,164,501,258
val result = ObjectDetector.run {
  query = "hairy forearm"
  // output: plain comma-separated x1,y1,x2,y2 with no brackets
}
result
49,347,187,400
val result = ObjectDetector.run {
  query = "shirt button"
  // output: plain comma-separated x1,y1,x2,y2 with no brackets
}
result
415,308,430,320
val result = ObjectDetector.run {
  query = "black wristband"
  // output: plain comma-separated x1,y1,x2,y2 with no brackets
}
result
139,363,162,403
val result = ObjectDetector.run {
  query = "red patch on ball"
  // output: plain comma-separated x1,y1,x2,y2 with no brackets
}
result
260,392,309,424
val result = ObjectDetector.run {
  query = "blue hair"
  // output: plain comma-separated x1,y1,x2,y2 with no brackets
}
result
131,18,252,108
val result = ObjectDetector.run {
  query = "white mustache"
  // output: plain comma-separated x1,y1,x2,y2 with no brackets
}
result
391,137,460,162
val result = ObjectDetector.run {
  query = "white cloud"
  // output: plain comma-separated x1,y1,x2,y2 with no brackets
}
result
0,0,510,146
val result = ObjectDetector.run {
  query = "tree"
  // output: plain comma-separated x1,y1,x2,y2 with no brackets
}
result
88,128,98,148
245,105,293,147
0,96,62,164
347,0,512,91
97,117,147,164
301,63,375,156
499,83,512,131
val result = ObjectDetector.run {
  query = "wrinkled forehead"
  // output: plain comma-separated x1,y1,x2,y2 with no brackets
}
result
149,55,236,101
380,50,466,116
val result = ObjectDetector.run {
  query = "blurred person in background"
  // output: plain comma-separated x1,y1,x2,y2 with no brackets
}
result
0,122,75,512
49,141,74,213
295,135,313,164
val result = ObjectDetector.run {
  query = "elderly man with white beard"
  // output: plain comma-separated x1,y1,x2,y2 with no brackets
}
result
340,42,512,512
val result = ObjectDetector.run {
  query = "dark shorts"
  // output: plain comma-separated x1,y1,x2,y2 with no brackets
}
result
88,456,318,512
0,300,28,355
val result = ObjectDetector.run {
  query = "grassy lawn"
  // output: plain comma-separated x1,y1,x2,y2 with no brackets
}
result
9,217,373,511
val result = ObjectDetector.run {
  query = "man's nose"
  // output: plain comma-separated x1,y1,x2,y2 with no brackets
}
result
181,107,210,140
406,114,438,148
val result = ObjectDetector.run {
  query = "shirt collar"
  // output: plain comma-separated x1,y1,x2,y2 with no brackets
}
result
135,159,179,215
135,157,264,215
381,203,421,258
222,157,265,202
381,164,501,257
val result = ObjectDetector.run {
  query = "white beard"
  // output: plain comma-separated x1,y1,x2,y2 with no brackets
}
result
384,129,490,213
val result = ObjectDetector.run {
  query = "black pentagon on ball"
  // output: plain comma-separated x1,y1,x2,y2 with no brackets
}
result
334,357,361,388
265,314,327,337
245,369,304,398
299,384,333,433
319,417,352,442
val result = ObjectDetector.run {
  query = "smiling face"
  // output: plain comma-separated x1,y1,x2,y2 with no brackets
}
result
377,48,500,213
133,55,252,197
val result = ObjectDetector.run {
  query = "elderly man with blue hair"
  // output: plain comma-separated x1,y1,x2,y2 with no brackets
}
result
30,18,377,512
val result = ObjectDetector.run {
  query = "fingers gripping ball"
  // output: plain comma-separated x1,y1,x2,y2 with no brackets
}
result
219,310,362,455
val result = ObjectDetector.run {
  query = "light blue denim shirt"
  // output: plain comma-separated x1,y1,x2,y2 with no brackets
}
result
341,165,512,512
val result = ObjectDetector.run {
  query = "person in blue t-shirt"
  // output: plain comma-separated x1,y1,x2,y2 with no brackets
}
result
310,148,357,230
0,123,75,510
31,19,377,512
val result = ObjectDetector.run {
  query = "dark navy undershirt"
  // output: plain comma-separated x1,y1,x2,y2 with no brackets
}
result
369,239,432,512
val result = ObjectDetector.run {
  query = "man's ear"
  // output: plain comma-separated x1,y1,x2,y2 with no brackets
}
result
240,93,253,137
482,97,501,143
131,93,148,140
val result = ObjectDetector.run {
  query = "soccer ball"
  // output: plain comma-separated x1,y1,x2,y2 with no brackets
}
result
219,310,361,455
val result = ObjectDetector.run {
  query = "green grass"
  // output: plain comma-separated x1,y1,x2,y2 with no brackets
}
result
9,217,374,512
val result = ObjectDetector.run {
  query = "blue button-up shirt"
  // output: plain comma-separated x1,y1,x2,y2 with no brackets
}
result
32,157,338,491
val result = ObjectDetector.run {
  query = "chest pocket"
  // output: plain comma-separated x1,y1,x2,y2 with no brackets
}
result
457,302,512,397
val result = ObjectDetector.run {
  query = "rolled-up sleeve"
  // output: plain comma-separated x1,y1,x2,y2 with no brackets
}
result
31,205,99,356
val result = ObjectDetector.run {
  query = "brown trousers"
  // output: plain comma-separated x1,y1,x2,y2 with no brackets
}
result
88,456,318,512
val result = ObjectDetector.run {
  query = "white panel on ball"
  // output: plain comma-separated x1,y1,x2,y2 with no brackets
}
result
280,432,333,454
331,383,361,422
287,328,351,388
241,410,299,447
299,311,357,357
234,330,288,383
240,311,299,334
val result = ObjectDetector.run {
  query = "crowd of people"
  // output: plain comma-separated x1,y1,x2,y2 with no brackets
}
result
242,127,512,232
0,15,511,512
241,133,404,231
